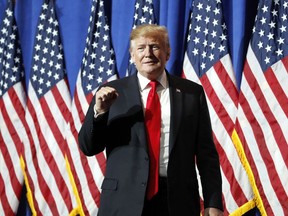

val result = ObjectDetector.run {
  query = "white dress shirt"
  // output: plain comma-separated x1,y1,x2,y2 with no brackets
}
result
137,72,171,177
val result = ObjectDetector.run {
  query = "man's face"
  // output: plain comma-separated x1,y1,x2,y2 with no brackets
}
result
130,36,170,80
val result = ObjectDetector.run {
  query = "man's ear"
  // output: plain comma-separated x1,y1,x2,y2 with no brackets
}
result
129,48,135,63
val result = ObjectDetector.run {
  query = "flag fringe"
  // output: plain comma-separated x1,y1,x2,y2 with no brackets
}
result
231,129,267,216
65,154,85,216
230,200,255,215
20,155,37,216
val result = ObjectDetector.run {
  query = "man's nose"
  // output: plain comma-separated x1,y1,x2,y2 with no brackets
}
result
144,46,153,57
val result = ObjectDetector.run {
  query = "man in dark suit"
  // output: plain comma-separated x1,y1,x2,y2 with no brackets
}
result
78,24,224,216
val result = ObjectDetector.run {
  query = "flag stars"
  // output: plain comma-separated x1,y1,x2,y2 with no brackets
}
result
267,32,274,40
258,29,265,37
140,16,147,23
265,44,272,52
212,19,218,26
218,45,225,52
213,8,220,15
195,14,202,21
279,25,286,32
192,48,199,56
195,25,201,33
193,37,200,44
197,3,203,10
200,62,206,70
205,17,210,24
277,37,284,45
271,9,278,16
97,77,103,83
86,84,92,91
260,17,266,24
262,5,268,13
275,48,283,56
103,35,108,41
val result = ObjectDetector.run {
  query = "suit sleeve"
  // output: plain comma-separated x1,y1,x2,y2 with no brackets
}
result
78,96,109,156
196,88,223,211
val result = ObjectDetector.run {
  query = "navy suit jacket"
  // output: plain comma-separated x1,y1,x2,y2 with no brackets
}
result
78,72,223,216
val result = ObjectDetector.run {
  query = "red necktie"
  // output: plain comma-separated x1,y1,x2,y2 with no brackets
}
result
145,81,161,200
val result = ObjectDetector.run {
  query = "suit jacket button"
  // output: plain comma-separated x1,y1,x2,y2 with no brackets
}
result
141,182,146,187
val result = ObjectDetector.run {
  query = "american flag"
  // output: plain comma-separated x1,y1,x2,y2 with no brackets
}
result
182,0,255,214
22,0,77,214
67,0,118,214
0,1,26,214
235,0,288,215
126,0,156,76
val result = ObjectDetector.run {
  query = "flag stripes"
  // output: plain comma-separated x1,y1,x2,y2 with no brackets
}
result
65,0,118,214
182,0,255,214
21,0,78,214
0,0,26,214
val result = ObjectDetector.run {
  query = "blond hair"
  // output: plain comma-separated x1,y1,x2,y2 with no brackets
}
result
129,24,170,50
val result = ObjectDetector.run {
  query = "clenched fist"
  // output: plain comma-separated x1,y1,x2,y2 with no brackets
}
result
95,86,118,114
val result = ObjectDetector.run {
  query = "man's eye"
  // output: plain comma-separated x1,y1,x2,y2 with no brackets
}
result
152,46,159,50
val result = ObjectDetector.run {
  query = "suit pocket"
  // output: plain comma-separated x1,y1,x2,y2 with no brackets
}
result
101,178,118,191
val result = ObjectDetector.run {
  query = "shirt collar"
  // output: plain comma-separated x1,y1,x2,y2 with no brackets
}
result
137,71,168,91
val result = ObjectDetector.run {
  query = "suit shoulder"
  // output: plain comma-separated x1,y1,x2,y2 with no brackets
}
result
102,75,134,89
169,74,203,93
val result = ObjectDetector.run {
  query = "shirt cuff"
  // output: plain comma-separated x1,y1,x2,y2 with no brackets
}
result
93,104,106,118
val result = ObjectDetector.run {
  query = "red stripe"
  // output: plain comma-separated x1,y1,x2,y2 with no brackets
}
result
245,63,288,167
239,65,287,215
213,61,239,107
200,73,235,135
26,100,63,215
51,84,71,123
26,98,72,215
0,128,22,199
213,133,248,208
74,90,104,205
73,88,86,124
0,174,14,215
0,98,23,198
39,90,74,209
264,58,288,118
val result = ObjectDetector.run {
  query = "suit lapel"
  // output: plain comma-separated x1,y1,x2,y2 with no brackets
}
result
108,74,148,151
168,75,183,153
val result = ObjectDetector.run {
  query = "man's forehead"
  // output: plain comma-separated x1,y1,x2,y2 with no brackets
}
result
133,36,160,44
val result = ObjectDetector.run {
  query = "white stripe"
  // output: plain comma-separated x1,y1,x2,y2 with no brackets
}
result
66,127,98,213
23,110,52,216
246,50,288,189
1,93,25,183
182,53,201,84
220,54,237,87
0,150,19,214
0,112,23,185
13,83,27,109
206,64,238,122
183,51,253,211
206,98,253,203
238,73,287,215
247,48,288,143
25,83,75,214
220,168,239,213
237,103,284,216
271,58,288,98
